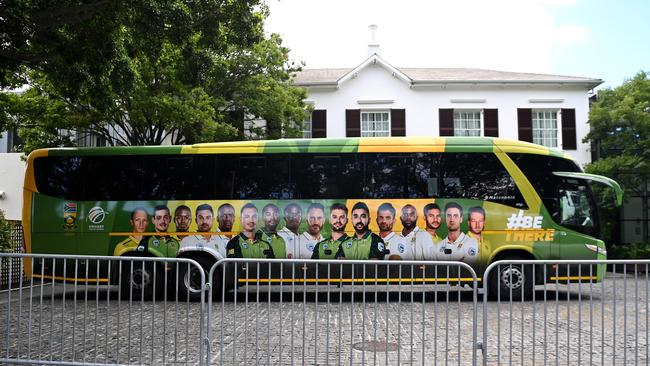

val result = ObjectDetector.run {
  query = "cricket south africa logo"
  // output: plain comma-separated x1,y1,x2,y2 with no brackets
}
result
88,206,107,224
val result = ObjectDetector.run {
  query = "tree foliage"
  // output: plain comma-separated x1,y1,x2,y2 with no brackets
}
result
585,71,650,180
584,71,650,246
0,0,309,151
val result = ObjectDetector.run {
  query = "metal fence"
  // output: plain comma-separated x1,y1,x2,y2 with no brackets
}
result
483,260,650,366
1,254,649,365
207,259,478,366
0,253,207,365
0,222,26,290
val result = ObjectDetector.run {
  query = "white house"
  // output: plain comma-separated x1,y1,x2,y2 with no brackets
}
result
293,46,602,168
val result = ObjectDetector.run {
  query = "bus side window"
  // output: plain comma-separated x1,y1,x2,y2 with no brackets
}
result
440,153,526,208
558,183,597,236
34,156,84,200
82,156,145,201
232,155,294,200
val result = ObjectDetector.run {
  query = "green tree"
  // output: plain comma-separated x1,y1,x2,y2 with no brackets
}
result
584,71,650,246
0,0,309,152
0,210,12,252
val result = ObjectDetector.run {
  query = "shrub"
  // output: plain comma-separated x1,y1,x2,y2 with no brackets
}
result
0,210,11,252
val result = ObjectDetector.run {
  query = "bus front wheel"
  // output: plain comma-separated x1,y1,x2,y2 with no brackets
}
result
488,257,534,301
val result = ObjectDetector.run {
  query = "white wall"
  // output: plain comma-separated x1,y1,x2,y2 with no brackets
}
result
0,131,9,154
0,153,26,221
307,63,593,167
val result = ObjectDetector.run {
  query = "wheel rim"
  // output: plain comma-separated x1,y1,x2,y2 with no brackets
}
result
500,265,524,291
183,267,204,293
131,267,152,290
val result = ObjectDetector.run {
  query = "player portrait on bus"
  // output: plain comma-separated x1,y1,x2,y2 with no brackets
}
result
312,203,349,260
226,203,274,259
438,202,479,264
214,203,236,251
423,203,443,243
467,206,490,264
173,205,192,236
296,203,325,259
278,202,302,259
376,202,403,260
180,204,227,258
140,205,180,258
336,202,385,260
113,207,149,256
259,203,287,259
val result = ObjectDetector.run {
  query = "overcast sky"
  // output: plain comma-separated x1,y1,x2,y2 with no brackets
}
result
265,0,649,89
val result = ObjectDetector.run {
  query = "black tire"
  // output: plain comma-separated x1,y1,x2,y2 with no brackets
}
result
177,256,221,302
488,257,534,301
119,259,164,301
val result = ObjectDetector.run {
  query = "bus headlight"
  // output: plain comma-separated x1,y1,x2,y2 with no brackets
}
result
585,244,607,256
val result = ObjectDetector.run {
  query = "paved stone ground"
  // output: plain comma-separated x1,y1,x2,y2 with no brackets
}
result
0,271,648,365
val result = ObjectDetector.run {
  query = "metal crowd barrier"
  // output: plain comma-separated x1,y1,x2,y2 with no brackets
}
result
2,255,649,365
0,253,207,365
483,259,650,366
207,259,479,366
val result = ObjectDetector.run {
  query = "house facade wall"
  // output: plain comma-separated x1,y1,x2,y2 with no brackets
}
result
0,153,25,221
305,63,593,167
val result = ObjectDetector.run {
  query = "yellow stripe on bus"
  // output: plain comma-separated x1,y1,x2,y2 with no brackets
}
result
549,276,597,281
238,277,481,284
32,274,110,283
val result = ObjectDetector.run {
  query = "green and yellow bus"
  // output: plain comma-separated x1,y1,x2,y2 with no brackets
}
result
23,137,621,299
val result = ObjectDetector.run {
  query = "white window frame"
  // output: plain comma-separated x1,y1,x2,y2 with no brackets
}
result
532,109,563,148
301,114,312,138
453,109,483,137
361,110,391,137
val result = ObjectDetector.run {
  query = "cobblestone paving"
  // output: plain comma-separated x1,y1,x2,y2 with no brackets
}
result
0,271,648,365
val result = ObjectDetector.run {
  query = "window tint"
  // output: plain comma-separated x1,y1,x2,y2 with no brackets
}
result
509,153,581,218
145,155,216,200
231,155,295,200
440,153,526,208
82,156,145,200
34,151,526,204
33,156,84,200
365,153,437,199
294,154,364,199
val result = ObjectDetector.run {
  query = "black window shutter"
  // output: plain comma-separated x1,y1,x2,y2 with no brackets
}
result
483,109,499,137
439,109,454,136
346,109,361,137
517,108,533,142
390,109,406,136
311,110,327,138
561,108,577,150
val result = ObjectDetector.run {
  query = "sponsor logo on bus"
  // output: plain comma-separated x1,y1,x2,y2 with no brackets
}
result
505,210,554,241
87,206,108,231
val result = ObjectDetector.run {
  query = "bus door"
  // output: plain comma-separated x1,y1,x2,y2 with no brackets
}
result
555,177,601,279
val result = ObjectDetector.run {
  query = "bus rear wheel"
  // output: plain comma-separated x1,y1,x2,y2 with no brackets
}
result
120,259,163,301
488,256,534,301
177,256,222,301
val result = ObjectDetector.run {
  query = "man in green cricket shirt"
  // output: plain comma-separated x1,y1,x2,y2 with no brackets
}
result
141,205,180,257
336,202,385,260
259,203,287,258
226,203,275,259
312,203,349,259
